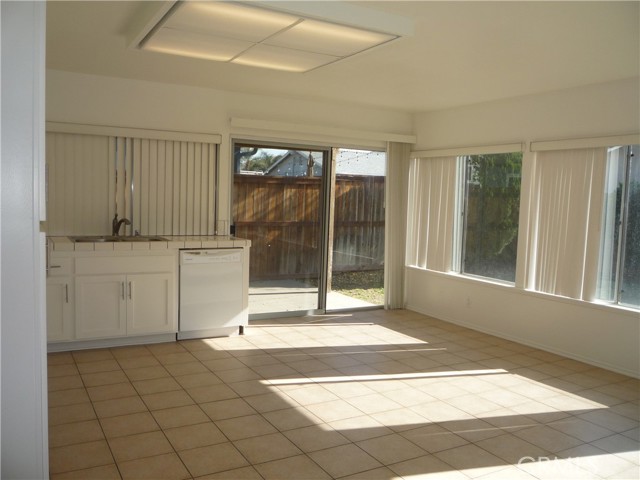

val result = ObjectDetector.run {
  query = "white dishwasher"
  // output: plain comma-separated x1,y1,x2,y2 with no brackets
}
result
178,249,247,340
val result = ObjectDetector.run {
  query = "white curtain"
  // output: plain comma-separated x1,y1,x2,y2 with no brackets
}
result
384,142,411,309
406,156,458,272
526,148,606,299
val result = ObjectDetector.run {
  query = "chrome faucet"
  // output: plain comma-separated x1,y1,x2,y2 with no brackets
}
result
112,214,131,236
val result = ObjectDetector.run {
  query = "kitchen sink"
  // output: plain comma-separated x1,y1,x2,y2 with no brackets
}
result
69,235,168,243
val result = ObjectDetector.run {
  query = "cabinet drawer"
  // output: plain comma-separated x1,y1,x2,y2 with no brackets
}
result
75,255,174,275
48,257,73,276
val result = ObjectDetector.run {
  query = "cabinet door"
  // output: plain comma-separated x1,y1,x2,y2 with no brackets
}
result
46,277,74,341
75,275,126,339
126,273,175,335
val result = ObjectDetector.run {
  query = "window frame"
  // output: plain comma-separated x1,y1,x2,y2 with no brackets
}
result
597,144,639,309
454,151,524,285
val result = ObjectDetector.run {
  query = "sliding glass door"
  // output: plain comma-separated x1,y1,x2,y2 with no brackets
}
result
326,149,386,310
233,144,327,316
233,142,385,317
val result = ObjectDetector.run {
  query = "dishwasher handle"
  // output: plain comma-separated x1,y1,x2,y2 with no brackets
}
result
180,249,242,265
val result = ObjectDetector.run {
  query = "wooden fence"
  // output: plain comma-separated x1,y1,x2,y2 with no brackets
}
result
233,174,385,279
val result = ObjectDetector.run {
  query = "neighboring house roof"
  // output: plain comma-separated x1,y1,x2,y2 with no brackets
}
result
265,151,322,177
263,150,386,177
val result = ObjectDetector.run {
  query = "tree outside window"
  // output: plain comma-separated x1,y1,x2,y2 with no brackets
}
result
461,152,523,283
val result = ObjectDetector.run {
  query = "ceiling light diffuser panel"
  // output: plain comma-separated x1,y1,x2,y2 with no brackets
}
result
167,2,299,43
232,44,338,73
266,19,396,57
139,1,400,73
144,28,253,62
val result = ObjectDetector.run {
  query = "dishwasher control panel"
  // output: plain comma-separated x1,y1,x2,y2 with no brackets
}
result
180,249,242,265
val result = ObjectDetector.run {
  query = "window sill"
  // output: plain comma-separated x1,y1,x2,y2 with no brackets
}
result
591,300,640,315
406,265,640,317
406,265,516,289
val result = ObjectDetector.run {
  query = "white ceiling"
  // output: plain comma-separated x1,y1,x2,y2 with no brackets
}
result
46,1,640,113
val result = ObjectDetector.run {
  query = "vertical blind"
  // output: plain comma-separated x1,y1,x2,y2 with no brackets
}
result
111,137,217,236
384,142,411,309
46,131,217,237
46,132,111,235
406,156,458,272
526,147,606,299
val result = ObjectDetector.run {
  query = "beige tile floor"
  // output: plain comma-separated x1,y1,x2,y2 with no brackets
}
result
48,309,639,479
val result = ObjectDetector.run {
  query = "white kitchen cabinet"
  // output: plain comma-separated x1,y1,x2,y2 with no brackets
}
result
126,273,174,335
46,277,74,341
75,275,127,339
75,272,174,339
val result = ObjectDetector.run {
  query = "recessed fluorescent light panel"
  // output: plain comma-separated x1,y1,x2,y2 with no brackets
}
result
139,1,399,73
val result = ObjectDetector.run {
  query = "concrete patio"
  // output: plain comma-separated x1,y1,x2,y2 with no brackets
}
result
249,280,377,315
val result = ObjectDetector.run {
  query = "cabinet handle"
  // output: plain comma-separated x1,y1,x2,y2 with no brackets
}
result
128,281,133,300
121,282,125,300
47,265,61,275
65,284,69,304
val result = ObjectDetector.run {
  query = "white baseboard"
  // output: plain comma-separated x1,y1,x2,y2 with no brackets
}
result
406,303,640,379
47,333,177,352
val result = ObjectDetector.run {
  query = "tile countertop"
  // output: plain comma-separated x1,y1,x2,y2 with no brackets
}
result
48,236,251,252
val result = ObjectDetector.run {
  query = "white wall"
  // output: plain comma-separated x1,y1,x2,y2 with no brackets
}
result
47,70,413,138
414,77,639,150
46,69,413,229
408,77,640,377
1,2,49,477
406,269,640,377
